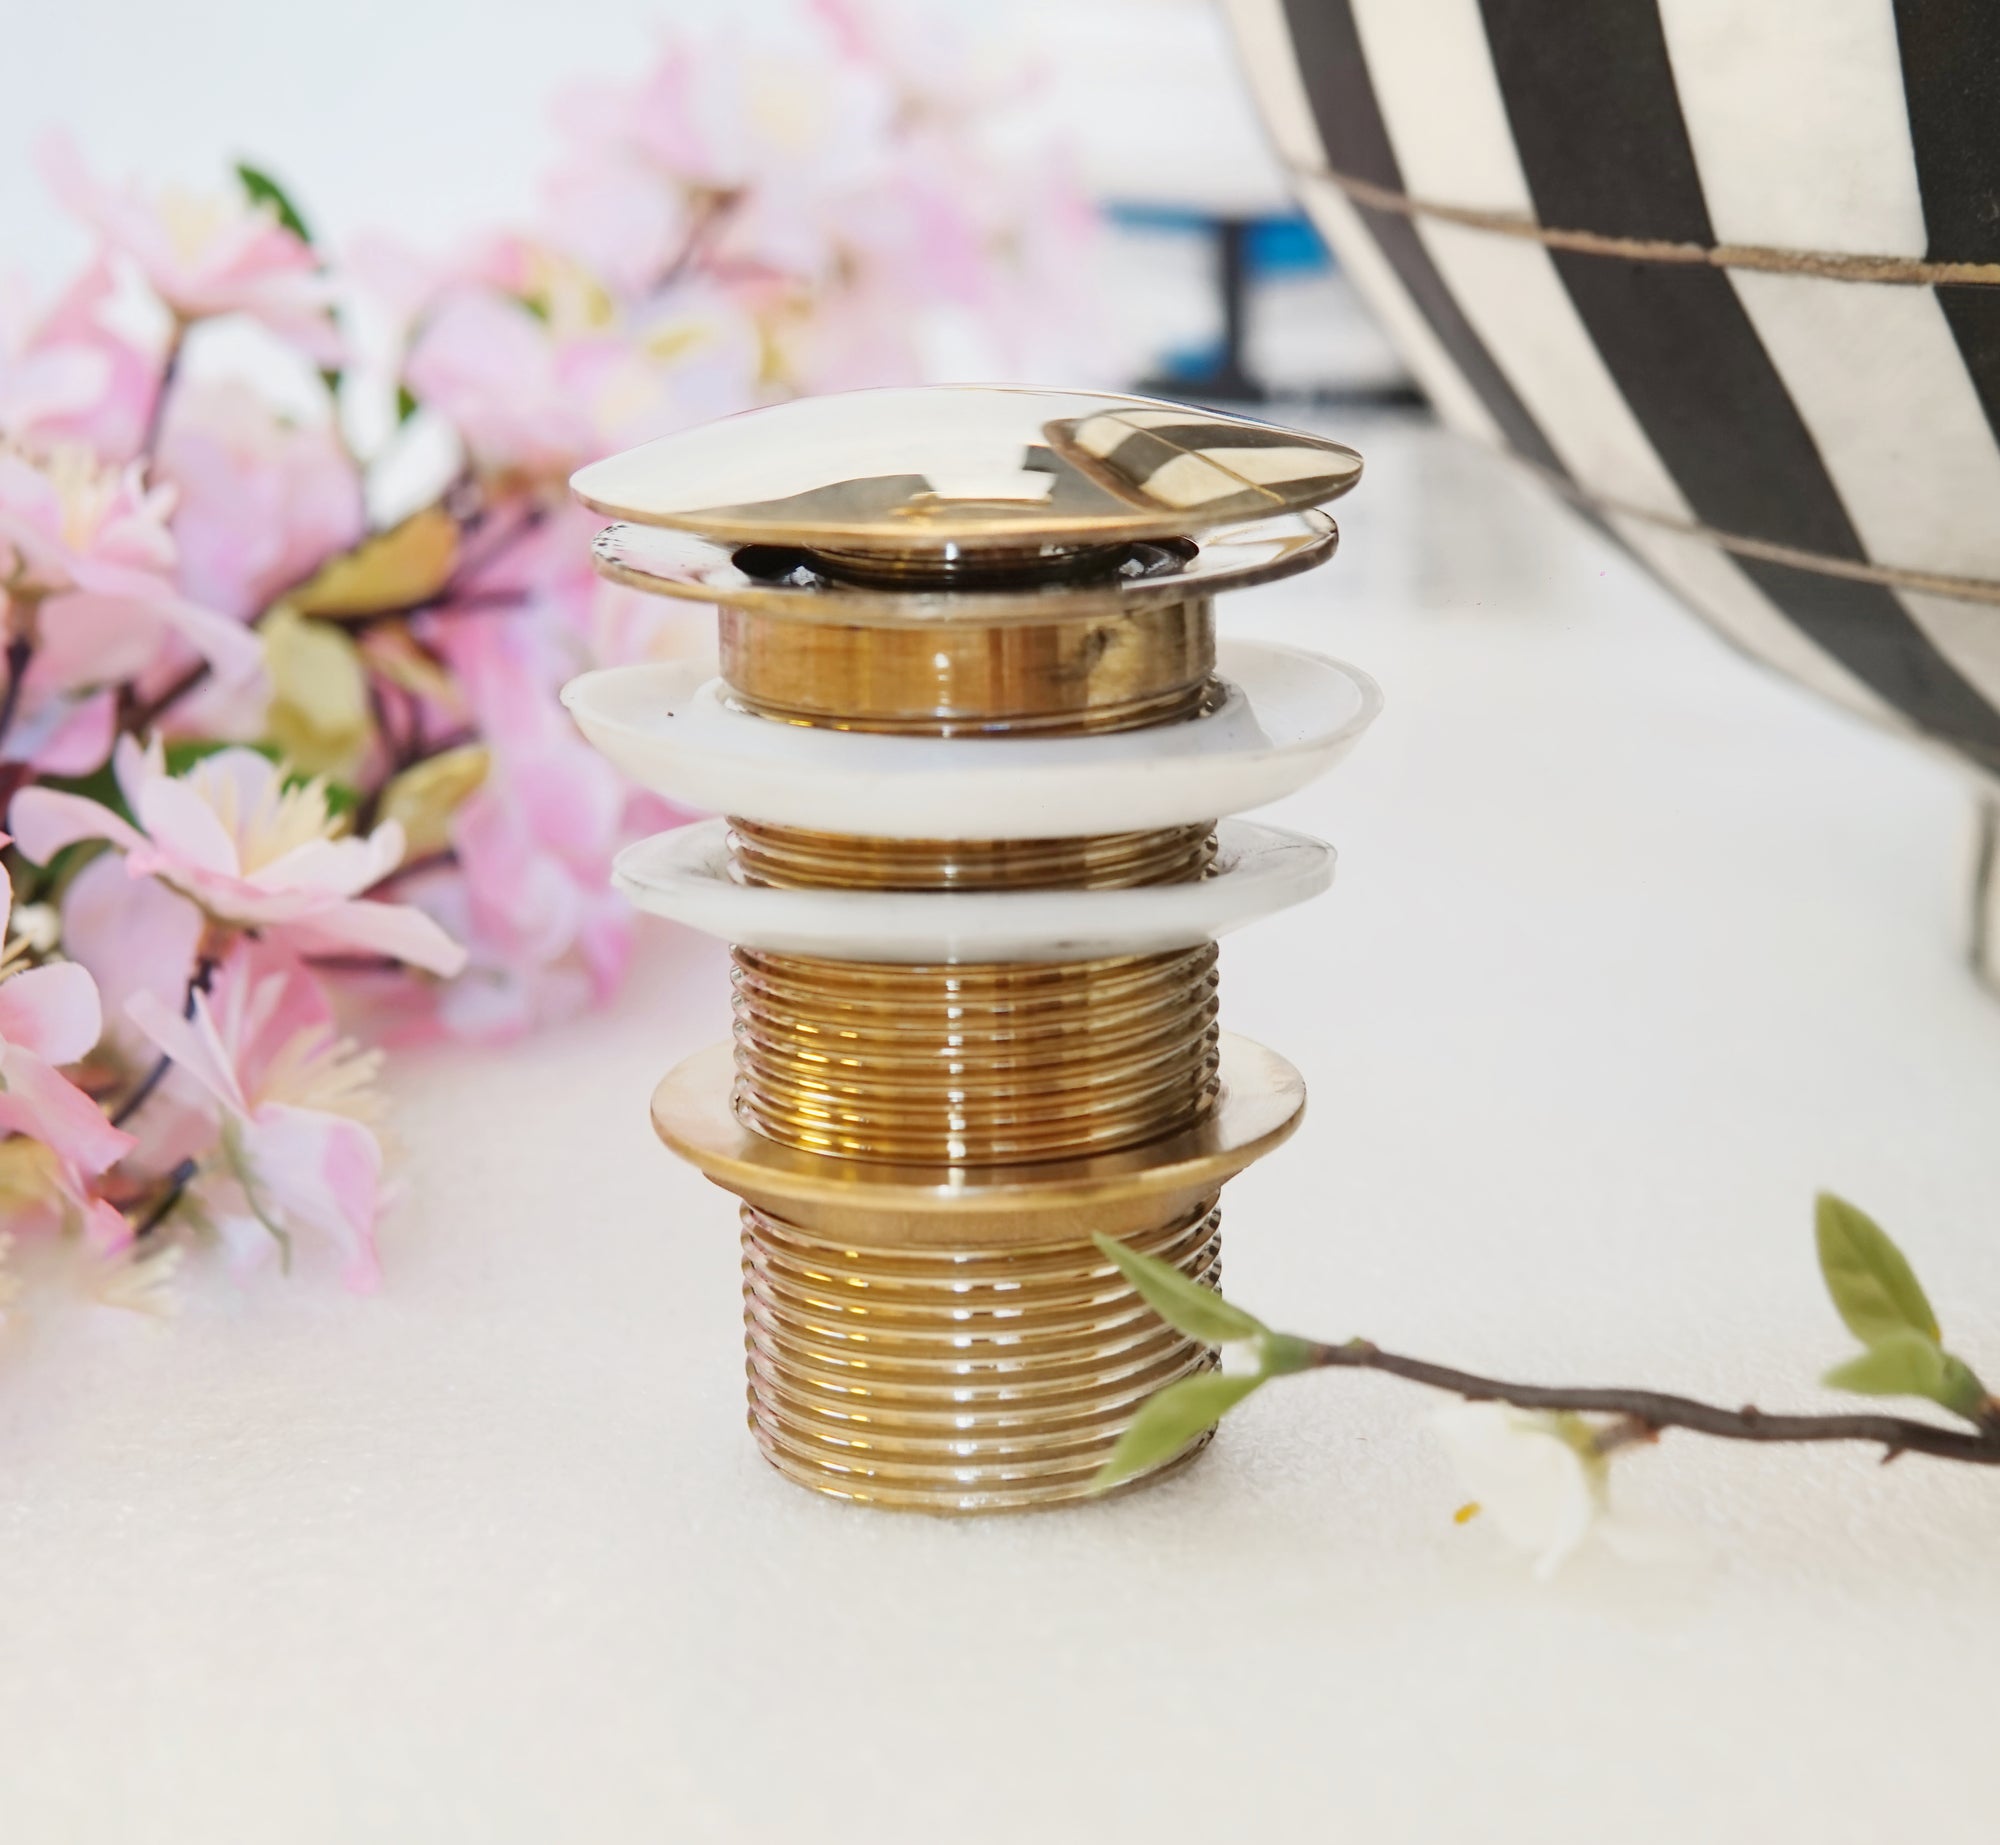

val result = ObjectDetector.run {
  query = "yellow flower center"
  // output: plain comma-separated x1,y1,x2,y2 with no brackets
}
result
184,756,342,873
257,1021,385,1123
43,445,118,555
158,188,235,268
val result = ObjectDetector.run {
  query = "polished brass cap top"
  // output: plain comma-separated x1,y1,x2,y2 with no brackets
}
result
570,385,1363,556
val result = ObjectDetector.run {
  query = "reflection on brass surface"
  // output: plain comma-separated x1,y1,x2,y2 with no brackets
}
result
569,385,1361,552
718,602,1216,735
650,1036,1306,1247
731,946,1221,1166
588,509,1340,623
741,1198,1222,1512
1043,408,1363,523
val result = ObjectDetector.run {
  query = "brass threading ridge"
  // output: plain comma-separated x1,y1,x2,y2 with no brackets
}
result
728,819,1218,892
740,1198,1223,1512
730,946,1222,1166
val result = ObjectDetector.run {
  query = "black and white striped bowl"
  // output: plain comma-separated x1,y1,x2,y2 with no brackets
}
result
1230,0,2000,978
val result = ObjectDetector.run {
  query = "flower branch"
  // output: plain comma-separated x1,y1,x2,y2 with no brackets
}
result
0,5,1093,1317
1290,1339,2000,1465
1094,1193,2000,1572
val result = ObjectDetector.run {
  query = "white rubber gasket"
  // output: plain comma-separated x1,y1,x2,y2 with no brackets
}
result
613,818,1333,963
562,640,1380,839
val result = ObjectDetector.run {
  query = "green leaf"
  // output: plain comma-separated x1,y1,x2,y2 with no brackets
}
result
314,777,359,819
395,383,420,425
1258,1331,1317,1376
1823,1329,1987,1421
161,738,353,812
164,737,279,776
1815,1193,1941,1347
235,161,313,243
1093,1233,1267,1346
1091,1373,1264,1492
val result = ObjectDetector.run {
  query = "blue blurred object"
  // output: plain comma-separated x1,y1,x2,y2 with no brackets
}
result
1106,203,1411,405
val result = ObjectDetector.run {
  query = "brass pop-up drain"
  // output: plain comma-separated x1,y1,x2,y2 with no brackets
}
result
564,386,1377,1512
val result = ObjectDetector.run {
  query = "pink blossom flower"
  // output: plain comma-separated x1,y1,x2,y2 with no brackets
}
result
10,737,469,976
534,12,1100,396
0,851,133,1177
0,442,264,700
404,289,613,477
157,380,363,620
0,687,117,777
401,279,756,478
412,612,662,1040
546,27,893,285
0,1139,131,1256
128,952,386,1289
0,260,159,462
58,848,205,1061
42,135,340,362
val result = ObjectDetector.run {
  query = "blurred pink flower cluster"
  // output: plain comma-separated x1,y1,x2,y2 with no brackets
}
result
0,0,1097,1313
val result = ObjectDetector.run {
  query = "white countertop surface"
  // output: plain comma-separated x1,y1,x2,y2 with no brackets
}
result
4,408,1996,1843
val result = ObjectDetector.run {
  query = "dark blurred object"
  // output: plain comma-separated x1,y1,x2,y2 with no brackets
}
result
1112,205,1422,406
1017,0,1415,404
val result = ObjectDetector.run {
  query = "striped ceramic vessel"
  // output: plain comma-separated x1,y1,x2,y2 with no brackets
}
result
1229,0,2000,984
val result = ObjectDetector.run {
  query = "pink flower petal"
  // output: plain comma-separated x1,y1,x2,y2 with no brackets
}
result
286,896,469,977
7,786,147,864
249,827,403,900
0,1047,134,1175
61,850,203,1055
244,1104,383,1292
144,588,265,683
0,960,104,1064
126,988,249,1117
111,733,155,812
84,1193,133,1255
27,690,117,777
134,774,239,876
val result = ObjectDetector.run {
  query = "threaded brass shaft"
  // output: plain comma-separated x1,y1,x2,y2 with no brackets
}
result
741,1198,1222,1511
719,609,1233,1509
730,945,1221,1166
727,819,1218,892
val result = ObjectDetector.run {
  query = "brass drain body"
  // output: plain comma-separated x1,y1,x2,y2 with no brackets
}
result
725,597,1227,1507
565,386,1369,1513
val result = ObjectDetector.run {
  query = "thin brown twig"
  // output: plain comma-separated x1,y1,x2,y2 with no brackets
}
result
131,1156,199,1241
1304,1339,2000,1467
652,188,743,294
0,635,34,754
137,322,187,460
451,502,549,583
126,657,212,734
109,951,220,1130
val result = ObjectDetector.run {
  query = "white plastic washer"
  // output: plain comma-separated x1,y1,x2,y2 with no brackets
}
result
613,818,1333,963
562,640,1379,840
